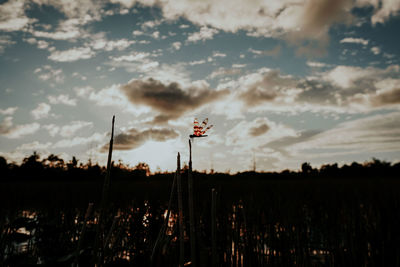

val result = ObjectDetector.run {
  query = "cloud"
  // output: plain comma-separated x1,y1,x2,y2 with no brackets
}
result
34,65,64,84
289,112,400,154
306,61,328,68
16,141,52,151
249,122,270,137
0,0,33,31
24,37,50,49
216,64,400,116
340,37,369,46
89,33,135,51
0,35,15,53
43,124,60,137
132,30,144,36
32,0,102,22
349,78,400,107
48,94,77,106
0,107,18,115
226,117,297,153
109,127,179,151
48,47,95,62
31,103,51,120
187,26,218,43
356,0,400,25
121,78,229,123
44,121,93,138
29,17,90,41
249,45,281,57
371,46,381,55
0,116,40,139
209,67,241,79
172,41,181,50
53,132,106,148
212,51,226,58
324,65,374,88
141,19,163,29
237,69,299,106
110,52,150,62
189,59,206,66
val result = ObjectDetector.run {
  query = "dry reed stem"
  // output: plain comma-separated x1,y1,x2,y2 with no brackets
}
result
93,115,115,266
176,152,185,267
188,139,197,267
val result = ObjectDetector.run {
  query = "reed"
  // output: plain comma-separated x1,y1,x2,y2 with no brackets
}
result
176,152,184,267
211,188,217,267
93,115,115,266
188,139,197,267
151,166,177,264
73,202,93,267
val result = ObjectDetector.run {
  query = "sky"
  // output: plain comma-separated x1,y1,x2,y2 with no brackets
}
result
0,0,400,173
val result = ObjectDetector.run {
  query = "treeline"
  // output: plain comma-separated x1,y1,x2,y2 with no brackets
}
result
0,152,399,181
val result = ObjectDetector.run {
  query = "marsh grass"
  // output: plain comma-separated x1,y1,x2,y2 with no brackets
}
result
1,160,400,266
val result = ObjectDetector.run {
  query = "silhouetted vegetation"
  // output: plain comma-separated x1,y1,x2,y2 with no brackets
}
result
1,153,400,266
1,153,399,181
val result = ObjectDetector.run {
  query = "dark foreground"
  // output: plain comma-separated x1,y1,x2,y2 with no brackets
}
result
1,171,400,267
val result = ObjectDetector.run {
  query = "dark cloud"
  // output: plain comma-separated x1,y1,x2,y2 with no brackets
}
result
249,123,270,137
103,127,179,151
371,88,400,106
296,79,338,104
121,78,229,123
265,130,322,149
302,0,352,35
239,70,297,106
263,130,322,157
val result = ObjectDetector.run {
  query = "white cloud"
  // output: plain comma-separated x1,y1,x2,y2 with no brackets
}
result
111,52,150,62
17,141,52,151
32,0,102,22
325,65,374,88
189,59,206,66
209,67,241,79
43,124,60,137
290,112,400,154
0,0,33,31
0,107,18,115
44,121,93,139
151,31,160,39
29,18,87,41
249,46,281,57
307,61,327,68
0,35,16,53
172,41,181,50
59,121,93,137
212,51,226,57
53,132,106,148
110,0,138,8
132,30,144,35
31,103,51,120
35,65,64,83
213,64,400,117
226,117,297,153
48,94,77,106
89,34,135,51
371,46,381,55
0,116,40,139
340,37,369,46
187,26,218,43
48,47,95,62
141,19,162,29
74,85,150,115
361,0,400,25
232,64,246,68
